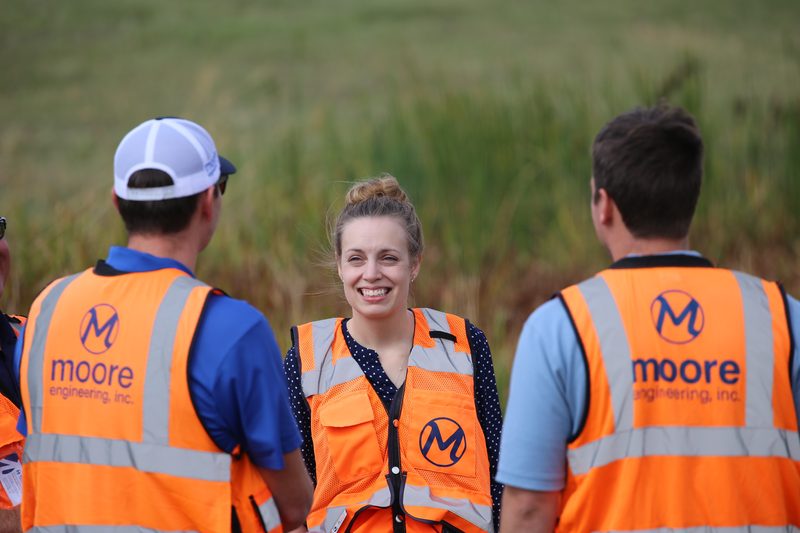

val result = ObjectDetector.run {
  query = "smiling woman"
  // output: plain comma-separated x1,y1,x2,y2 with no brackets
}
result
283,175,504,532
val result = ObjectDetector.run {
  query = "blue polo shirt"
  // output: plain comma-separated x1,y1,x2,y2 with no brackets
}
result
497,253,800,491
16,246,301,470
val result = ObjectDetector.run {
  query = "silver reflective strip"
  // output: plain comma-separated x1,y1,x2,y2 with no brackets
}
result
143,276,208,444
320,488,392,532
733,271,775,427
577,276,634,431
609,527,800,533
300,318,338,397
403,483,493,532
302,354,363,398
409,308,473,376
29,526,199,533
421,308,452,334
303,309,475,396
258,496,281,531
26,274,81,433
24,432,231,482
567,425,800,476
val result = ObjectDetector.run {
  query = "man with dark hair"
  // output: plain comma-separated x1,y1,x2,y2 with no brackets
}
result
15,117,312,532
498,104,800,531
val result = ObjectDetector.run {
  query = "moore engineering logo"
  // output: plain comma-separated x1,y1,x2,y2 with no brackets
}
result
419,417,467,467
79,304,120,354
650,290,704,344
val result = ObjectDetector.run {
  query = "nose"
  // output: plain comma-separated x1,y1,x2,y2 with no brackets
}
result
364,258,381,281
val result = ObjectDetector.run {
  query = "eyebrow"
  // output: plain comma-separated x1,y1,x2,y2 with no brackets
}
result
343,247,402,254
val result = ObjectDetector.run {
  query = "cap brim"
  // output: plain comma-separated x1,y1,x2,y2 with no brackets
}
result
219,156,237,176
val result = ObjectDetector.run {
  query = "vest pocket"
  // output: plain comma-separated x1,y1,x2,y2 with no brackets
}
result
405,390,477,479
319,391,382,483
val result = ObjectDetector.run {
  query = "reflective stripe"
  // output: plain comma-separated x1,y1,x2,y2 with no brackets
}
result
319,488,392,532
143,276,208,444
733,271,775,427
258,496,282,532
567,425,800,476
24,432,230,482
26,274,80,433
403,483,493,532
29,526,198,533
302,350,364,398
609,527,800,533
577,277,634,430
301,310,474,397
301,318,338,397
409,308,473,376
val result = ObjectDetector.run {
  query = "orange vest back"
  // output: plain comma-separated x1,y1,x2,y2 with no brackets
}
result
559,266,800,531
295,308,494,532
19,267,281,532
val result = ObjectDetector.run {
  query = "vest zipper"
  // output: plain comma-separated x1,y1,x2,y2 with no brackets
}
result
387,381,406,533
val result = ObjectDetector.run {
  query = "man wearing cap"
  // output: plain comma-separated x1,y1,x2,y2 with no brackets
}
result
15,117,313,532
1,216,24,532
498,104,800,531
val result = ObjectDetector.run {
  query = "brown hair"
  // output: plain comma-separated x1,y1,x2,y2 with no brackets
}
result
333,174,424,261
592,103,704,239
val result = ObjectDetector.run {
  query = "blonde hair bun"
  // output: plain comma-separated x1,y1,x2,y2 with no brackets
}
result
345,174,408,206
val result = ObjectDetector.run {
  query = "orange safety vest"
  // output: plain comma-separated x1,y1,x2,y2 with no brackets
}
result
294,308,493,533
19,266,282,533
1,315,25,509
559,265,800,532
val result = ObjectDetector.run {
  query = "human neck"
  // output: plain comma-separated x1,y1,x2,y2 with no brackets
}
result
607,234,690,262
126,232,201,272
348,309,414,352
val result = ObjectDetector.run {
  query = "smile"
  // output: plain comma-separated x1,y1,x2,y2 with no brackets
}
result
360,288,389,297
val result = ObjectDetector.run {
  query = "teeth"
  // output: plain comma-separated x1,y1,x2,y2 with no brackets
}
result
362,288,388,297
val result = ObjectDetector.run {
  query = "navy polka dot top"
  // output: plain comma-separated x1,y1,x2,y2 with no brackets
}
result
283,315,504,530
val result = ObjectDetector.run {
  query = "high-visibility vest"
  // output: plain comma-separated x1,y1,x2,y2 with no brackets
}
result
559,266,800,532
1,315,26,509
295,308,493,533
19,266,282,533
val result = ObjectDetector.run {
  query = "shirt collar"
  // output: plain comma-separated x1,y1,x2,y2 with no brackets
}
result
105,246,195,277
610,251,713,270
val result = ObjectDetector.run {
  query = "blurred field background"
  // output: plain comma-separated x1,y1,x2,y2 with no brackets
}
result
2,0,799,398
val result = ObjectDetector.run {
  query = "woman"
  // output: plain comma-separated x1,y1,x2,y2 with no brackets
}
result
284,175,503,532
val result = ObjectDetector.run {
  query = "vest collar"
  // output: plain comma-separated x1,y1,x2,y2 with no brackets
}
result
609,253,713,270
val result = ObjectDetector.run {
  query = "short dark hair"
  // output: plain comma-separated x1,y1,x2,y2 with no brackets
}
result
116,169,202,235
592,104,704,239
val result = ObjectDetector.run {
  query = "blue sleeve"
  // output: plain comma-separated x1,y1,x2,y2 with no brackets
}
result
283,344,316,485
189,295,302,470
497,298,587,491
787,295,800,426
466,321,503,531
13,325,26,437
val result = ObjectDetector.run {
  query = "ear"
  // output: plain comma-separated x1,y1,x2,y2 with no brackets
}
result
594,187,615,226
410,255,422,282
111,188,120,212
198,187,216,220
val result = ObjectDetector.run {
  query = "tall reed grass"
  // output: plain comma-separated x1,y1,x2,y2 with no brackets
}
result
4,61,800,397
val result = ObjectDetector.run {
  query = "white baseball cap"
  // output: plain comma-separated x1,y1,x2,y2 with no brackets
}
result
114,117,236,201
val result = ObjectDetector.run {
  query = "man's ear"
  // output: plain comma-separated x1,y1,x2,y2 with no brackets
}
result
595,187,615,226
111,188,120,212
198,186,216,220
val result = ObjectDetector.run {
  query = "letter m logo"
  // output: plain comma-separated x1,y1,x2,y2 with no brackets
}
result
650,290,704,344
80,304,120,354
419,417,467,467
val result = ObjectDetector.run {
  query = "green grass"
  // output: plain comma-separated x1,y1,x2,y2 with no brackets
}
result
2,0,800,399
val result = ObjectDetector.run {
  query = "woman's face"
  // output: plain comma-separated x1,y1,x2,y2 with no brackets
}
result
338,215,419,323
